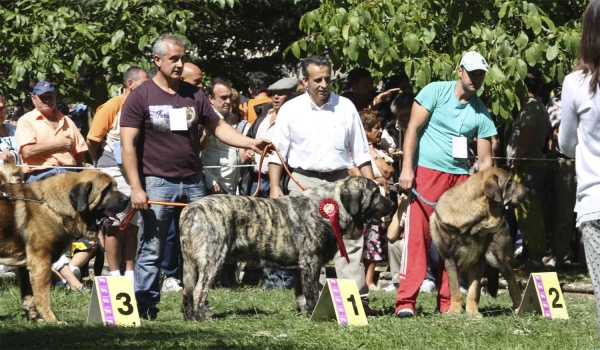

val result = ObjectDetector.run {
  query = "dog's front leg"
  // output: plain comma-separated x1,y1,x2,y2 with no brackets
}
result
26,252,57,323
444,258,463,314
466,257,486,317
296,266,321,315
17,266,38,320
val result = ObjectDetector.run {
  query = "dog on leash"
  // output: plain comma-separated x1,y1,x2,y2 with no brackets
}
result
179,176,395,321
429,167,527,316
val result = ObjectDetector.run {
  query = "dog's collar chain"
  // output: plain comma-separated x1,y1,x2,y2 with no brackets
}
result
0,191,46,205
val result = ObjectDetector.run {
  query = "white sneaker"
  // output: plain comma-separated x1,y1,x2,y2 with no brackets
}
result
162,277,183,292
460,286,468,294
382,283,397,292
395,308,415,318
419,279,436,293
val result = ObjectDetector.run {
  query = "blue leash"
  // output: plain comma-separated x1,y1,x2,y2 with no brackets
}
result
411,188,437,208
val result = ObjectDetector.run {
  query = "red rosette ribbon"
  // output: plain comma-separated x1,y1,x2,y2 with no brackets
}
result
319,198,349,263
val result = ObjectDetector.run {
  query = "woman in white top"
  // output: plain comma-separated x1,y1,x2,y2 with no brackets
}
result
558,0,600,339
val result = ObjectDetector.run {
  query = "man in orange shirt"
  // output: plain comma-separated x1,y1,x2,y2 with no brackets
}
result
86,66,148,280
16,81,88,182
239,71,271,123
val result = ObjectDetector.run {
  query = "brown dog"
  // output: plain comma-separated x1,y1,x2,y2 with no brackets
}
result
430,167,527,316
0,170,129,322
0,164,25,184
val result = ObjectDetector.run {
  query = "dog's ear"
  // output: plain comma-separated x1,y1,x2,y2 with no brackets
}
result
340,177,361,215
483,174,503,203
69,181,92,212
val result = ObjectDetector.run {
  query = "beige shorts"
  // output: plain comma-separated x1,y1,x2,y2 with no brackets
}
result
100,166,138,227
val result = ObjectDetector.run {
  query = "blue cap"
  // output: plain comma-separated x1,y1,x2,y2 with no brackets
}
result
32,81,56,95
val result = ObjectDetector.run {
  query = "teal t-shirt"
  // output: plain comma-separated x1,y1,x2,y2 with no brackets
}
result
415,81,497,174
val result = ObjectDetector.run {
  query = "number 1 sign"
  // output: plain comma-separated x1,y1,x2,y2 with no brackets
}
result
87,276,141,326
310,278,368,326
518,272,569,319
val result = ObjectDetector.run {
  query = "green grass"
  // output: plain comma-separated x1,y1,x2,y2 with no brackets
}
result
0,282,598,349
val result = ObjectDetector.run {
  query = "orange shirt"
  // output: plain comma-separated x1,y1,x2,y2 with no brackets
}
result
15,109,88,173
239,96,271,123
87,94,126,142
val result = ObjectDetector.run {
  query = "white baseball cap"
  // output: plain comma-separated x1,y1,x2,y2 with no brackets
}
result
459,51,489,72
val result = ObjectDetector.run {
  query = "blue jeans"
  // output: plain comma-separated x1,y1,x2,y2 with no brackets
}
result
135,173,207,312
250,176,271,198
26,167,77,182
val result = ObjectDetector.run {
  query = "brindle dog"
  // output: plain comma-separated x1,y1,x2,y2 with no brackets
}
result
430,167,527,316
179,176,395,321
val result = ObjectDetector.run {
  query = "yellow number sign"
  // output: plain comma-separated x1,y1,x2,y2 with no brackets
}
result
519,272,568,319
87,276,140,326
310,278,368,326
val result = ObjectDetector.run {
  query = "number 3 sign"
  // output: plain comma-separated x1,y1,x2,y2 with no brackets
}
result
87,277,141,326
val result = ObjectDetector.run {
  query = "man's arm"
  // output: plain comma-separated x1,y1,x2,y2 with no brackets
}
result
399,102,431,191
21,139,73,159
120,126,148,210
204,119,269,153
358,163,375,179
269,164,284,198
476,136,493,171
86,139,102,164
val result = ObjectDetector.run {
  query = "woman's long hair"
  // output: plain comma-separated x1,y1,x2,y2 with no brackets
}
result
576,0,600,94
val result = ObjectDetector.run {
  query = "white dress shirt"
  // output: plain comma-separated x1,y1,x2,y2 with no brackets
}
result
269,92,370,172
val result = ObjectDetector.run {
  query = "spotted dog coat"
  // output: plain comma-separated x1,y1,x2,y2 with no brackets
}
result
179,176,395,321
429,167,527,316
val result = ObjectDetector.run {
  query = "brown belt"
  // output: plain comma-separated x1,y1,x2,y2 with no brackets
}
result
293,167,346,177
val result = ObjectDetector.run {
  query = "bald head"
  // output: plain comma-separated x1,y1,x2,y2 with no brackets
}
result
182,62,203,88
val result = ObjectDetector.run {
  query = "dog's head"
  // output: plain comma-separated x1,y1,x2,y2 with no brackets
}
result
482,168,527,207
0,164,24,184
340,176,396,224
68,170,129,231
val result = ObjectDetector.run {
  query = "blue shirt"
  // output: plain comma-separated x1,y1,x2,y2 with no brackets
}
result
415,81,496,174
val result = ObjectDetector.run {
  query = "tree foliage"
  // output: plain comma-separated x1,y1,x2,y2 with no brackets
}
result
288,0,587,120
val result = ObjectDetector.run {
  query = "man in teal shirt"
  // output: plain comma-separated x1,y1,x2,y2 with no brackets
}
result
395,51,497,317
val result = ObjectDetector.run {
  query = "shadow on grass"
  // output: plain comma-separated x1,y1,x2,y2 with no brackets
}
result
479,305,516,317
212,307,277,319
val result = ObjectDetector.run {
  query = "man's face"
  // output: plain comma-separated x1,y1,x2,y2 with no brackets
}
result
31,92,56,114
182,67,203,88
271,89,294,111
458,66,486,93
352,75,373,99
395,108,411,130
129,71,149,91
209,83,232,115
155,42,185,80
303,64,331,104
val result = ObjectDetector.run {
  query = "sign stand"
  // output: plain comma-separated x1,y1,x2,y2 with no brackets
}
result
87,276,141,326
518,272,568,319
310,278,368,326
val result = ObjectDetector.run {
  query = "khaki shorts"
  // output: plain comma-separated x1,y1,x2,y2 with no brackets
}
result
100,166,138,227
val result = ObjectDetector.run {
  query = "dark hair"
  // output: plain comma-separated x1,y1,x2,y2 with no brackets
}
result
56,101,70,116
148,67,158,79
123,66,146,86
383,73,410,91
347,67,371,88
390,92,415,114
576,0,600,93
249,72,270,95
206,77,232,97
359,109,384,131
524,75,540,95
301,55,332,79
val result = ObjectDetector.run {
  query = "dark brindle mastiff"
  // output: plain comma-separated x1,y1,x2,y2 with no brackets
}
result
0,170,129,322
429,167,527,316
179,176,395,321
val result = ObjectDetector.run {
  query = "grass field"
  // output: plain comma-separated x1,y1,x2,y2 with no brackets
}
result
0,279,598,349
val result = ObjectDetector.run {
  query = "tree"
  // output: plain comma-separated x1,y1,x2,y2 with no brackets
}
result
287,0,587,120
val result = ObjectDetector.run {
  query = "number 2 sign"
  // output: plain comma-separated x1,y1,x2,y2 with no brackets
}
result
87,277,141,326
518,272,568,319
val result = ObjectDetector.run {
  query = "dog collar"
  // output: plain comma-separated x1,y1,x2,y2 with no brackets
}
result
319,198,349,263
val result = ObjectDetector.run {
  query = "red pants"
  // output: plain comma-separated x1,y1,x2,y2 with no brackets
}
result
395,166,468,313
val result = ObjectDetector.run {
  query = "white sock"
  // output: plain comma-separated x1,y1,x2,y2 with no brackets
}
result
124,270,134,279
109,270,121,277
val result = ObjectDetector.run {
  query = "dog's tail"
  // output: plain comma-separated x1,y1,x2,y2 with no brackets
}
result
485,265,500,298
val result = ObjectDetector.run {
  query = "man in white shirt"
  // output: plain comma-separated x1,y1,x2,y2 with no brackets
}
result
268,55,377,315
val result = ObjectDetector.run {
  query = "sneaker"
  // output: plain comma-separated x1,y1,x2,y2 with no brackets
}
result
204,302,215,318
545,257,556,268
395,308,415,318
460,286,468,295
514,245,523,258
382,283,397,292
419,279,436,293
139,306,159,320
162,277,183,292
